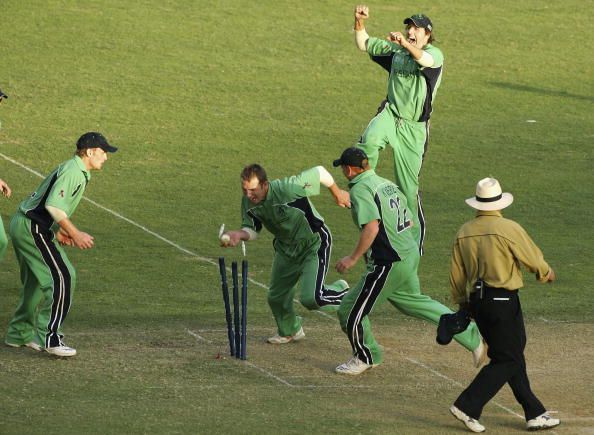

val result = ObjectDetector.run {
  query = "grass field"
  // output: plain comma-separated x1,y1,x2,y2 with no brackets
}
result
1,0,593,434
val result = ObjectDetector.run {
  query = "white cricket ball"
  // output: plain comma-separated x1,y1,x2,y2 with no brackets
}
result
220,234,231,244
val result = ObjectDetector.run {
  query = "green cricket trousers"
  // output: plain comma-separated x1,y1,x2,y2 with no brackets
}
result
6,213,76,348
268,226,348,336
338,253,480,365
358,106,429,253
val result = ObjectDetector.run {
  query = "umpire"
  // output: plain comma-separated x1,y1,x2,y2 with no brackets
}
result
448,177,559,433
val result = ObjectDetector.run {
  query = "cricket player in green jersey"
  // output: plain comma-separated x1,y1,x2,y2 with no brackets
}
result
1,178,12,261
353,6,443,254
5,132,117,357
331,148,485,375
221,164,351,343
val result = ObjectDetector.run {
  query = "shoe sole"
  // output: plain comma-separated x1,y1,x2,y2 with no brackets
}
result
527,423,560,431
335,369,368,375
45,350,77,357
335,364,378,375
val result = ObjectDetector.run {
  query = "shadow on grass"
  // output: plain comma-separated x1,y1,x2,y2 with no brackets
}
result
489,81,594,102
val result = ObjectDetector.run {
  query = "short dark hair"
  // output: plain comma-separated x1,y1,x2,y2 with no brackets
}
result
241,164,268,184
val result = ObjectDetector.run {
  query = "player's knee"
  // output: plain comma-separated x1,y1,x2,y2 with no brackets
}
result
267,289,285,308
299,293,318,311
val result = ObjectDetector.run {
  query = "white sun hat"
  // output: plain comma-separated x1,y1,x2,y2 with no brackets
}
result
465,177,514,211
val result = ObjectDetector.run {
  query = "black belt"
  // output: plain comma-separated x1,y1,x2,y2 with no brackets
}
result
469,281,517,302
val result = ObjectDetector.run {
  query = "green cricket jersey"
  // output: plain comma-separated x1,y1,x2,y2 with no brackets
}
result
367,37,444,122
349,170,417,264
19,156,90,231
241,167,326,258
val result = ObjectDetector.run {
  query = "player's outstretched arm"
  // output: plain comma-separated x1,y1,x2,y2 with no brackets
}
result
317,166,351,208
354,5,370,50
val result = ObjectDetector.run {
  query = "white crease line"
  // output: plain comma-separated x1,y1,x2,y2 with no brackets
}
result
243,360,295,387
187,329,375,389
186,328,294,387
196,327,271,333
406,357,525,420
538,317,573,324
186,329,211,344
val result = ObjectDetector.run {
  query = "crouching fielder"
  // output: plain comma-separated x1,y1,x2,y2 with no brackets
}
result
5,132,117,357
221,164,351,344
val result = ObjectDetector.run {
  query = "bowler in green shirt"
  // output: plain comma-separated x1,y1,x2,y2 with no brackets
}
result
222,164,351,344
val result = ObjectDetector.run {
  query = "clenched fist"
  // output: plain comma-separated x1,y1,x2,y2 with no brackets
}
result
354,5,369,20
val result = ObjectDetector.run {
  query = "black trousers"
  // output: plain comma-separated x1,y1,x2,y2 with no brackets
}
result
454,287,546,421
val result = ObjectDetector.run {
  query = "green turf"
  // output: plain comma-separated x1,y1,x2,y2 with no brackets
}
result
1,0,592,433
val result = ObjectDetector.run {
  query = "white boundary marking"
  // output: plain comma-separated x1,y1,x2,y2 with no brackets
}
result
2,152,584,417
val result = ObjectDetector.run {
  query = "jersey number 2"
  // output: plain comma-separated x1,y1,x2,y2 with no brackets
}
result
389,197,411,233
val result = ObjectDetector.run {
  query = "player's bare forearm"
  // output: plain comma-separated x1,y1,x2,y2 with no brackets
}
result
57,217,94,249
56,228,74,246
328,183,351,208
337,220,379,273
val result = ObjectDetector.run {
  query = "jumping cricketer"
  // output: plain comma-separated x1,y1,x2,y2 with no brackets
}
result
353,5,443,254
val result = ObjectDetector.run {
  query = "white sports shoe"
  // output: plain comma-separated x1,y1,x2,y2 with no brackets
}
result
267,327,305,344
335,356,377,375
5,341,42,352
450,405,486,433
526,412,560,431
45,344,77,357
472,338,489,368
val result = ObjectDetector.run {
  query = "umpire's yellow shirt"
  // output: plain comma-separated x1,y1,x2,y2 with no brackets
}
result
450,210,552,304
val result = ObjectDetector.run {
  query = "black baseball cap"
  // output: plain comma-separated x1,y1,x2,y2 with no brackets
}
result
404,14,433,32
76,132,118,153
332,147,368,168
